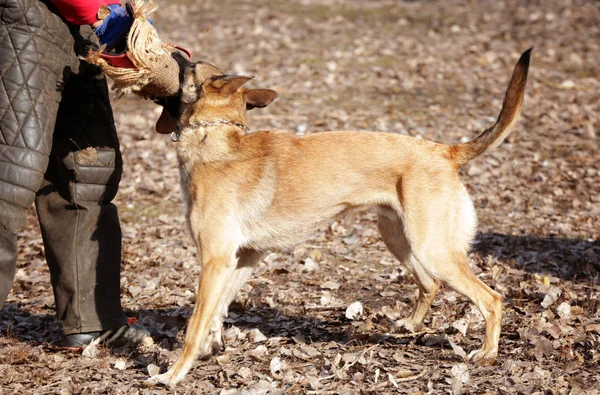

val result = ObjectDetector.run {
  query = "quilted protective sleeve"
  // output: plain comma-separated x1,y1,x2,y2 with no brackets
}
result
0,0,79,209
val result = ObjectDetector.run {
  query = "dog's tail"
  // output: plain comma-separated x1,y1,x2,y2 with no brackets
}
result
449,48,532,168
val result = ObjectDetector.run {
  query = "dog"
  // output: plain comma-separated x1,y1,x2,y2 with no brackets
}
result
149,49,532,385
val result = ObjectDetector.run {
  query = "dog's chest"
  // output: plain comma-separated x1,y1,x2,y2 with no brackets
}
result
178,165,192,217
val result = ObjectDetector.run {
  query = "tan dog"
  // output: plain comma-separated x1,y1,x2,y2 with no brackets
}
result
149,49,531,385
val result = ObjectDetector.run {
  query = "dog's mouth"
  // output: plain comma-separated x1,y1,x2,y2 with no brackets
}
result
154,51,196,118
154,54,225,135
154,52,198,135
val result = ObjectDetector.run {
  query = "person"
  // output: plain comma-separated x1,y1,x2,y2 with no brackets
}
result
0,0,149,347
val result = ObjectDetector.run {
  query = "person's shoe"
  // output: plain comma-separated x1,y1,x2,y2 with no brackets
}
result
61,318,151,348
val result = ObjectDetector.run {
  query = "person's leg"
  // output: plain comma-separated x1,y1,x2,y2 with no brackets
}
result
0,203,28,309
2,0,148,345
35,56,129,335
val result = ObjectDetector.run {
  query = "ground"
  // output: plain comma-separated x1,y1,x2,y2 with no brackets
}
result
1,0,599,394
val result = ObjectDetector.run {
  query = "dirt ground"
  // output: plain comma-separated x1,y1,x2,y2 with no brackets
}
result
1,0,599,394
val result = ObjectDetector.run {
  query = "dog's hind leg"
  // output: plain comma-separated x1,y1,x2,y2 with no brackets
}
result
378,213,440,330
412,248,502,364
402,186,502,365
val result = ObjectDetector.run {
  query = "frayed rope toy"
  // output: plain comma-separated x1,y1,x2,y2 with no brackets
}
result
85,0,191,98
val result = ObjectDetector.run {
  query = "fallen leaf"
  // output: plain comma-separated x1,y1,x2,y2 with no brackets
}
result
449,340,467,358
248,328,267,343
556,302,571,320
451,363,470,395
147,364,160,377
321,281,340,290
534,336,555,361
82,338,101,358
452,318,469,336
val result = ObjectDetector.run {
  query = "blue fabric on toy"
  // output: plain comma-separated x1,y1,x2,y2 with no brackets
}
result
93,4,133,48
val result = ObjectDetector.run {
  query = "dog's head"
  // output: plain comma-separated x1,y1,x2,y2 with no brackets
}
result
155,53,277,134
179,74,278,127
154,52,225,134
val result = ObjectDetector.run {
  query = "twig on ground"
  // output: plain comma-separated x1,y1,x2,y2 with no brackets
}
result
370,368,428,391
318,344,378,382
383,330,437,339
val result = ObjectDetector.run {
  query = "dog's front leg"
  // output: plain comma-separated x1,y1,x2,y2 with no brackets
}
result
151,253,237,386
206,248,264,355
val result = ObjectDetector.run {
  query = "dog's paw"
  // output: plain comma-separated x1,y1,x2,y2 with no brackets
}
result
196,337,222,361
467,348,497,366
144,371,179,387
209,326,224,355
211,337,223,355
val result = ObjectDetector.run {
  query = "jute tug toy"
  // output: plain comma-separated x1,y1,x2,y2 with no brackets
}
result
85,0,185,98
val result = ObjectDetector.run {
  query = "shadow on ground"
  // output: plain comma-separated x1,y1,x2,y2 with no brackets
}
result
474,232,600,283
0,303,60,346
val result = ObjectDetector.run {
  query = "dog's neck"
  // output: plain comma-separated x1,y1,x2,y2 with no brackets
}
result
191,118,249,133
173,118,249,140
175,117,250,171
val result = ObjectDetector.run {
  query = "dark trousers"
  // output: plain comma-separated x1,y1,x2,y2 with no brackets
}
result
0,0,126,334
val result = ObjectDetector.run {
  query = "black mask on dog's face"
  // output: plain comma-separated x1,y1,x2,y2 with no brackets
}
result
153,51,196,119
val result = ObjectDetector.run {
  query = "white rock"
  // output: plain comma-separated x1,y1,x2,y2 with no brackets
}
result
320,293,331,306
140,336,155,348
269,357,287,377
303,257,318,271
345,301,364,321
113,359,127,370
541,286,562,308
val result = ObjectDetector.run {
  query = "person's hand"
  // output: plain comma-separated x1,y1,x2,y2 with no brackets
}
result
92,4,134,51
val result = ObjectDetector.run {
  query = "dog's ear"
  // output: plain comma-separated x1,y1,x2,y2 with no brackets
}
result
244,89,278,110
206,75,253,95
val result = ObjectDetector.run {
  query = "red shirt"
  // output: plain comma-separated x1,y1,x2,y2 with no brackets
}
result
49,0,122,25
